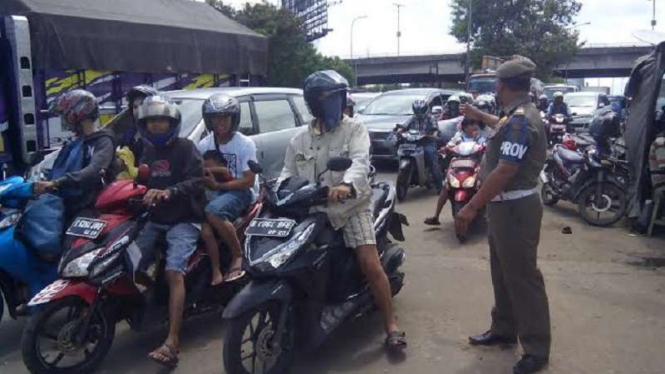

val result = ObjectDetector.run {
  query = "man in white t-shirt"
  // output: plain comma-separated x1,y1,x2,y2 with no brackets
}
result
197,93,257,283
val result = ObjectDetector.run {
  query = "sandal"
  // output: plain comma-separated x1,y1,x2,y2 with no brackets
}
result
224,267,246,283
424,217,441,226
385,330,407,351
148,343,179,368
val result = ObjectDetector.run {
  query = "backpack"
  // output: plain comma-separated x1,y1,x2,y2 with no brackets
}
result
50,137,85,197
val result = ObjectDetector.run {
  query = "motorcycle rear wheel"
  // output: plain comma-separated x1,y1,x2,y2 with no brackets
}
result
21,297,115,374
577,183,627,227
223,302,295,374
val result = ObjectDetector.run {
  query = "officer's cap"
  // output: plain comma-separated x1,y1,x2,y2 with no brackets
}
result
496,56,536,80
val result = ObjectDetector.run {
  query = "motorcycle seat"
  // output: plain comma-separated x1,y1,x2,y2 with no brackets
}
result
370,183,390,218
556,147,584,164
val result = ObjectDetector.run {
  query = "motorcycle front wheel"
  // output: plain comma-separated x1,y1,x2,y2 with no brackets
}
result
396,165,411,202
541,182,560,206
21,297,115,374
223,301,295,374
577,183,627,227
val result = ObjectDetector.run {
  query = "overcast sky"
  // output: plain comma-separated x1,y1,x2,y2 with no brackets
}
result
223,0,665,56
219,0,665,93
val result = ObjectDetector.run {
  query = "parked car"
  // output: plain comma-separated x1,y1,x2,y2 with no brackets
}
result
30,87,313,180
565,91,611,131
357,88,459,163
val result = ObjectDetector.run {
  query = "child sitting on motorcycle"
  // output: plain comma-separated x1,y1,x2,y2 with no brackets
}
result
133,95,207,367
197,93,258,285
424,118,485,226
401,99,443,192
201,150,234,286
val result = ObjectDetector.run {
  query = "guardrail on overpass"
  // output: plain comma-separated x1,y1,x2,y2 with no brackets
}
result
345,44,654,85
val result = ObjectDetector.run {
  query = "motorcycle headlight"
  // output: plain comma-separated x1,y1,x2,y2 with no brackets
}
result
462,176,476,189
448,174,460,188
0,213,21,230
61,248,103,278
255,223,317,270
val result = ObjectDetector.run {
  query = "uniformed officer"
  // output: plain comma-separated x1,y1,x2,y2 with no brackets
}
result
455,56,551,374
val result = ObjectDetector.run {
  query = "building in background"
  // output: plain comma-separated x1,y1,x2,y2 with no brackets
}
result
281,0,331,41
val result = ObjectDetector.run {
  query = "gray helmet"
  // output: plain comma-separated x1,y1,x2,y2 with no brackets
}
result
202,93,240,132
553,91,564,99
412,99,428,117
447,95,461,104
538,94,548,101
137,95,181,146
474,94,495,114
50,89,99,132
304,70,349,118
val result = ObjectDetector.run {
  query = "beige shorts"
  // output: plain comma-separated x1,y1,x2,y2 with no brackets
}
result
342,210,377,248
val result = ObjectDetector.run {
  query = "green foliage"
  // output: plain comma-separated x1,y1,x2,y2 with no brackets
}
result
450,0,582,81
207,1,355,88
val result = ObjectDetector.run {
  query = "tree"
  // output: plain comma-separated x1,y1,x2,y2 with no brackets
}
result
207,1,355,87
450,0,582,81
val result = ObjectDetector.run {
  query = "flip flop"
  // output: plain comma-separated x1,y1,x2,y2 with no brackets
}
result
224,267,246,283
385,331,407,351
424,217,441,226
148,343,179,368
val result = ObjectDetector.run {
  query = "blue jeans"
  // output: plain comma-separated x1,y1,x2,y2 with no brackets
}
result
206,190,252,222
133,222,201,274
424,143,443,191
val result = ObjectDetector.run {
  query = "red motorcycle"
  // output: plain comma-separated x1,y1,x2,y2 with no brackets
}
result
442,141,485,239
21,164,263,374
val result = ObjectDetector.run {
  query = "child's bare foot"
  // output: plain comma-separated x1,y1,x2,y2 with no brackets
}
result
211,270,224,286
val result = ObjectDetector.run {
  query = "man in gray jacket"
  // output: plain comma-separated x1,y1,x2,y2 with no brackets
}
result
279,70,406,350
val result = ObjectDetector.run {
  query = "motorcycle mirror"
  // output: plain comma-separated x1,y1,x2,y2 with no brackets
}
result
327,157,353,172
247,160,263,175
137,164,151,184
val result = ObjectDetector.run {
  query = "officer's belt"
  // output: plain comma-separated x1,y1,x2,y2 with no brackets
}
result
491,188,537,203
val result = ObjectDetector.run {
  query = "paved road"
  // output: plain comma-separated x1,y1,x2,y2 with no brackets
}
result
2,171,665,374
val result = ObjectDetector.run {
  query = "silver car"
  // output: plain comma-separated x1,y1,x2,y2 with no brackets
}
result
31,87,313,180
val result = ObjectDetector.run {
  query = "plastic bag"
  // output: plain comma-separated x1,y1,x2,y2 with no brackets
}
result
15,194,65,262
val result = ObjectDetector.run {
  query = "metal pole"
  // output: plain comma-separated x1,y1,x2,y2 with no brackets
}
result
653,0,657,30
394,3,404,84
465,0,472,91
350,15,367,86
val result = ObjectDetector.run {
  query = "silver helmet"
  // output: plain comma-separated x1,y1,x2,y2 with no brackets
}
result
137,95,181,146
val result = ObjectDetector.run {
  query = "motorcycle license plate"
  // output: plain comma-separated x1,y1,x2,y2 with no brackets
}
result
66,217,107,239
245,218,297,238
399,144,417,151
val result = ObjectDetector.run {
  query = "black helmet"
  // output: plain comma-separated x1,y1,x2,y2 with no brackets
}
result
303,70,349,119
137,95,181,146
126,85,159,105
589,107,621,140
202,93,241,132
412,99,428,118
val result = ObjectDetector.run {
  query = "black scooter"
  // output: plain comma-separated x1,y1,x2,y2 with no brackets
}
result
221,157,408,374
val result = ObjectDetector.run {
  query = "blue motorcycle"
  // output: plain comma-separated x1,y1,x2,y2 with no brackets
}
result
0,176,58,325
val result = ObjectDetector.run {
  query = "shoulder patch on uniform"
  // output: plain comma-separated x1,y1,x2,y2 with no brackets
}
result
514,107,526,116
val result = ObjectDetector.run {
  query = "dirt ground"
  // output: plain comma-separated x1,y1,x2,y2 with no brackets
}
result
2,171,665,374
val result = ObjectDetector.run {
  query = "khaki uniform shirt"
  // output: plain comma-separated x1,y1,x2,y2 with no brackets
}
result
480,96,547,191
279,116,372,229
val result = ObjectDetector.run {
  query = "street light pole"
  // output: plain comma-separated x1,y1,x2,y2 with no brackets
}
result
350,15,367,86
465,0,472,91
350,15,367,60
393,3,404,84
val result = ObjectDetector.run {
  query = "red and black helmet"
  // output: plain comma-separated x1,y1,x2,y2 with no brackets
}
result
50,89,99,127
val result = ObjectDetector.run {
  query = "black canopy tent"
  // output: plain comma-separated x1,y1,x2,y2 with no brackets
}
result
0,0,268,75
624,42,665,218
